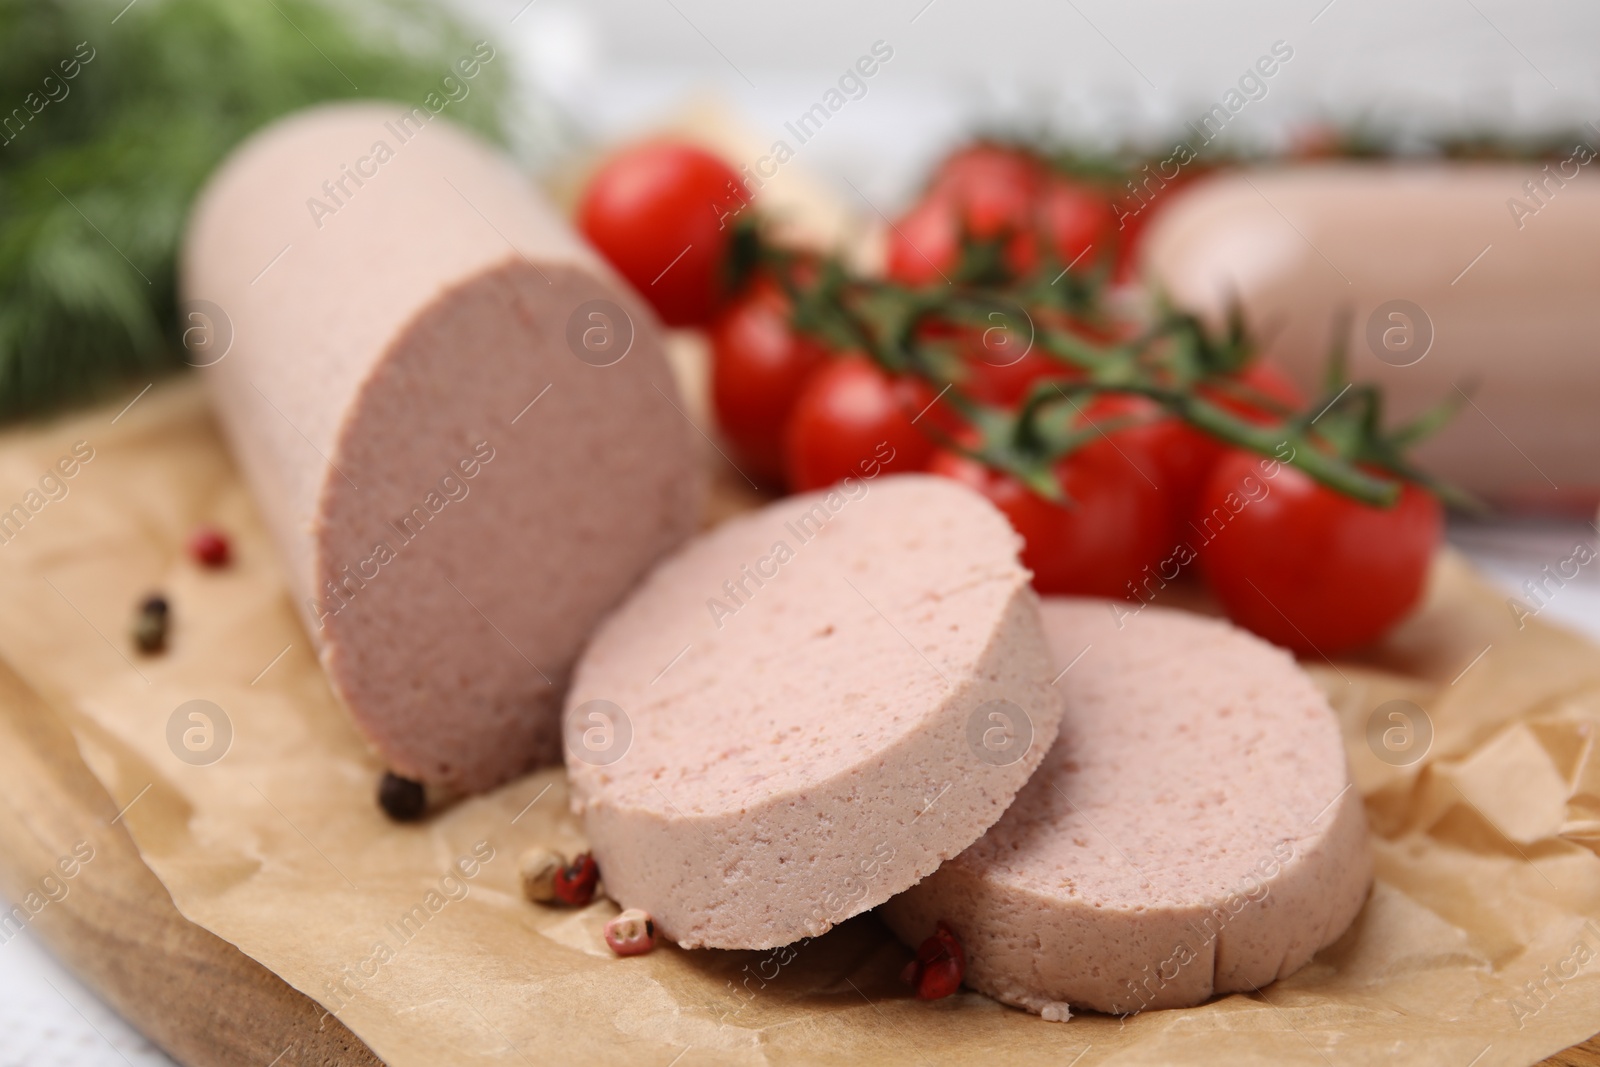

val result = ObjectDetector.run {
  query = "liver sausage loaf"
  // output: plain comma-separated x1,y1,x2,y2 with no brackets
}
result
882,598,1370,1017
182,102,701,793
563,474,1062,950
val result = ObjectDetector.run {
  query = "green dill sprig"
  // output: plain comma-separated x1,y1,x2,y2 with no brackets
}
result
0,0,517,423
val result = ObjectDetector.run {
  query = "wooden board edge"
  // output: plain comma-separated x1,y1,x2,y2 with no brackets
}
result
0,657,380,1067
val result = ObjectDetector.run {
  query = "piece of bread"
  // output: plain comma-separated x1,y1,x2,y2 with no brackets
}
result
882,597,1370,1017
564,474,1061,950
183,103,701,792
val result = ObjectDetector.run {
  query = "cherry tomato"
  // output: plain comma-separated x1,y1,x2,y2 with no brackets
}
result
784,358,936,492
964,347,1072,408
1059,363,1301,547
928,145,1041,241
1110,205,1151,285
895,375,969,441
884,194,963,287
954,315,1119,409
709,279,830,486
931,311,1062,409
887,146,1042,286
1085,394,1222,539
1237,360,1304,406
577,142,747,327
885,193,1042,286
1195,451,1442,655
1201,360,1305,424
928,437,1169,599
1037,175,1114,271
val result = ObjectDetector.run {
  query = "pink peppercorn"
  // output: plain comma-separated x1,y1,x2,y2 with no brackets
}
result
188,525,231,567
604,908,657,957
901,920,966,1000
551,852,599,906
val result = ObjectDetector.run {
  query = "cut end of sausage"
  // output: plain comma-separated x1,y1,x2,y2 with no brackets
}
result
882,598,1371,1015
564,474,1063,950
314,259,701,793
184,103,703,793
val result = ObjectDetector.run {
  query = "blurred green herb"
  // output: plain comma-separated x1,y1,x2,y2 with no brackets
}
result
0,0,515,422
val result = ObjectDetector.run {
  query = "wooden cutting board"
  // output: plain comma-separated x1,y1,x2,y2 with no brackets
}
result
0,652,380,1067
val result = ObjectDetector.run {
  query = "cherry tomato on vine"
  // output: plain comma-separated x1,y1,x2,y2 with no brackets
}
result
894,375,969,440
1108,204,1150,285
885,193,1041,287
577,142,747,327
887,146,1042,286
1084,394,1223,540
963,347,1073,408
1037,174,1115,270
925,312,1061,410
928,144,1042,238
1201,360,1305,424
1194,451,1442,655
957,312,1122,408
709,279,830,486
784,358,936,492
927,436,1169,598
885,195,965,287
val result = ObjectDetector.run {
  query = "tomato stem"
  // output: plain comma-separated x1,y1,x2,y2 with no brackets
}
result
746,216,1464,510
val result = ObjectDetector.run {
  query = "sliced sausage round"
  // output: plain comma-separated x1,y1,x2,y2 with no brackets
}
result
564,474,1062,950
883,598,1370,1016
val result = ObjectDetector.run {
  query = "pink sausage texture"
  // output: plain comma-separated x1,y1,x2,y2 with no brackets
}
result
883,598,1370,1017
183,103,702,792
564,475,1063,950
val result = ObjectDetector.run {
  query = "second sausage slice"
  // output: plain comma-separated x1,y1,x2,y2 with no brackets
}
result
564,474,1062,950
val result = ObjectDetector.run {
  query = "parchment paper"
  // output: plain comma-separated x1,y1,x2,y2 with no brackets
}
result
0,373,1596,1067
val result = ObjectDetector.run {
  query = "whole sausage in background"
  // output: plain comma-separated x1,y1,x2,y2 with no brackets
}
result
1144,160,1600,515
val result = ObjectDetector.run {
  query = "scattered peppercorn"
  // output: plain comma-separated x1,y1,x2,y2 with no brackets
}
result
133,613,165,653
551,851,600,906
603,908,657,957
187,525,231,568
901,920,966,1001
518,847,564,904
132,593,169,654
377,771,426,822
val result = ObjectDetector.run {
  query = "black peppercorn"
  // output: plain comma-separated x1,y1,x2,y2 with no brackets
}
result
133,593,169,654
377,771,426,821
